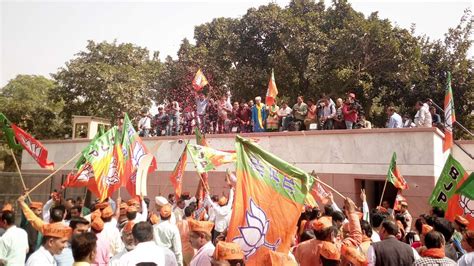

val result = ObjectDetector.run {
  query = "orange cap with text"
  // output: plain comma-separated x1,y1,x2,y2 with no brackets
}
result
43,223,72,238
213,241,244,260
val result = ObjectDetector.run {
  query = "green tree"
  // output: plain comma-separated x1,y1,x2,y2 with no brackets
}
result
0,75,65,139
52,40,161,124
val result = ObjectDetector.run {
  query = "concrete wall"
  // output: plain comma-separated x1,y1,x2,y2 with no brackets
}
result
20,128,474,219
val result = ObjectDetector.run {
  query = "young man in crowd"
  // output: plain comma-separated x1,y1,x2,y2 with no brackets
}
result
0,209,29,265
71,232,97,266
386,106,403,128
119,222,177,265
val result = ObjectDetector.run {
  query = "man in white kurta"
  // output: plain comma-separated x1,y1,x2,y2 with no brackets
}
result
119,222,177,266
153,205,183,266
0,211,29,265
204,188,234,238
188,219,215,266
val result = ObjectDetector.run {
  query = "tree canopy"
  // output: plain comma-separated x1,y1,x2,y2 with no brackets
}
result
1,0,472,139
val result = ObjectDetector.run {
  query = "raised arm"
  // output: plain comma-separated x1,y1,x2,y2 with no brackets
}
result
18,195,45,234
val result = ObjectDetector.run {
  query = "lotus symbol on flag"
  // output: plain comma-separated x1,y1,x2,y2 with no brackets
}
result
459,195,474,218
233,198,281,259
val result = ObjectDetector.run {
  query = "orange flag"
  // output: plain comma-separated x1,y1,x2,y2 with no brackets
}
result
265,69,278,106
227,136,314,265
192,69,208,91
169,147,187,198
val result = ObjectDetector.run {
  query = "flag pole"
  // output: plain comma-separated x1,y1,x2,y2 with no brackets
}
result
25,152,81,196
10,149,31,202
378,179,388,207
310,171,346,200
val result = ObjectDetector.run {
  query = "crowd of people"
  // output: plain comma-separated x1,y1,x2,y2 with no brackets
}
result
137,92,443,137
0,182,472,266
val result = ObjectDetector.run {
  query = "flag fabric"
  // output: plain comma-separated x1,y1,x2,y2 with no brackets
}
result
310,180,329,205
393,191,407,211
0,113,22,150
187,143,237,174
386,152,408,190
227,136,314,265
192,69,208,92
122,114,157,197
169,146,188,198
265,69,278,106
456,172,474,199
75,127,105,169
443,72,456,152
429,154,469,211
445,172,474,230
10,124,54,170
194,127,208,146
62,163,99,196
82,127,123,202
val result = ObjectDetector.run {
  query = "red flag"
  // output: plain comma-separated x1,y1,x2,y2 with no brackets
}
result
62,163,99,197
265,69,278,106
310,181,329,205
11,124,54,170
170,147,187,199
192,69,208,92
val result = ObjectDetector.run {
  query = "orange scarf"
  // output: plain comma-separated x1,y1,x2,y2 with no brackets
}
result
421,248,445,258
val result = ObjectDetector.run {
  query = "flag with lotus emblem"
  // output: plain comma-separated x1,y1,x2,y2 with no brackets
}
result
81,126,123,202
122,113,157,197
226,135,314,265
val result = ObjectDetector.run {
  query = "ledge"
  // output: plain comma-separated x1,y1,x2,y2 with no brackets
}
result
40,127,446,144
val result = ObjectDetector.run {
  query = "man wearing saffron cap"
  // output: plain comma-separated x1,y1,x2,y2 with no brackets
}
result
90,210,110,266
204,188,234,242
153,204,183,266
189,219,215,266
293,215,337,266
155,196,177,224
26,223,72,265
99,205,123,257
126,196,148,223
21,201,43,259
211,241,244,266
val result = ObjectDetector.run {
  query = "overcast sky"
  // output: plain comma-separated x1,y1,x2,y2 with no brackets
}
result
1,0,472,86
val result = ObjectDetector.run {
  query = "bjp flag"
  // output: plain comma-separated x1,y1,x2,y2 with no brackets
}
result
192,69,208,91
265,69,278,106
443,72,456,152
169,146,187,198
227,136,314,265
446,172,474,230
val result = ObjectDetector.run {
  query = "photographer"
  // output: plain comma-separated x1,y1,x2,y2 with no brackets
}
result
342,93,360,130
